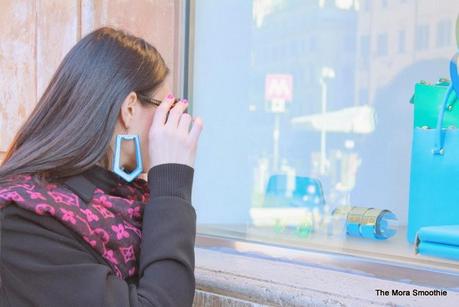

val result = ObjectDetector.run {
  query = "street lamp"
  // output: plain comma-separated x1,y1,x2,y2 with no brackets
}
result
319,67,335,175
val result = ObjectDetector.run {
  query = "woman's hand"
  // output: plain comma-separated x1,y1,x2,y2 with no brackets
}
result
148,94,203,169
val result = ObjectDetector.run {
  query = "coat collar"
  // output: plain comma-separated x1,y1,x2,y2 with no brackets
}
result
62,165,124,203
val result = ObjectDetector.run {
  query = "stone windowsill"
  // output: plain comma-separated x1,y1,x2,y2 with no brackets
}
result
193,247,459,307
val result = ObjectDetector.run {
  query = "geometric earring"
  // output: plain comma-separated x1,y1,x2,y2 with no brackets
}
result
112,134,143,182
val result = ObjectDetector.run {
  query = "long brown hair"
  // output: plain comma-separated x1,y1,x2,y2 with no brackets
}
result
0,26,169,184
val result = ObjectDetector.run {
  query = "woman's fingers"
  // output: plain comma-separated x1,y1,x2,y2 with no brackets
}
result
165,99,189,128
189,117,204,146
178,113,203,150
148,94,203,168
178,113,192,133
152,94,176,128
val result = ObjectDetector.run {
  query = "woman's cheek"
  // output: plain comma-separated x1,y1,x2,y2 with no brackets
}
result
142,110,156,170
143,125,152,170
143,139,151,170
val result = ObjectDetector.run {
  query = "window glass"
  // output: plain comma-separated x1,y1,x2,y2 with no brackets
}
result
191,0,459,271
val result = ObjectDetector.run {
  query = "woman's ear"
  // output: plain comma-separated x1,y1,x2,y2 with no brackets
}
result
119,92,138,130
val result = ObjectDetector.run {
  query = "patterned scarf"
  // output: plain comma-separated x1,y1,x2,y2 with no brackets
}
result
0,166,150,281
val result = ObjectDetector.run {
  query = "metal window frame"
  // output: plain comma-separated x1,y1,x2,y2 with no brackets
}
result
179,0,459,291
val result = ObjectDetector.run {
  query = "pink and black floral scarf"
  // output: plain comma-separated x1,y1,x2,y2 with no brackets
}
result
0,166,150,281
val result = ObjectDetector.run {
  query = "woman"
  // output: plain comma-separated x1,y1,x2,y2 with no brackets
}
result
0,26,203,307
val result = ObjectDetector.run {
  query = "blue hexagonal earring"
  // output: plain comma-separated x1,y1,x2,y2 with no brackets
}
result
112,134,143,182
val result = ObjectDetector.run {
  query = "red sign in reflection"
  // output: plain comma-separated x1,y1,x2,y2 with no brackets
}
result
265,74,293,101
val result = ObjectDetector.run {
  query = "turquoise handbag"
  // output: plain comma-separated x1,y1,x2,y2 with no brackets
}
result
407,52,459,243
410,15,459,129
410,79,459,129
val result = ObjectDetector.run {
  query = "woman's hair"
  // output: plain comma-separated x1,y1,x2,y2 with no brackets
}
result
0,26,169,184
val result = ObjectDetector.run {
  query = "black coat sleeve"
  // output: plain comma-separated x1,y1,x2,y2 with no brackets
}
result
0,163,196,307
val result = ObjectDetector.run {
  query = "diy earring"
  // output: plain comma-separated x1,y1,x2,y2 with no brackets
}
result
112,134,143,182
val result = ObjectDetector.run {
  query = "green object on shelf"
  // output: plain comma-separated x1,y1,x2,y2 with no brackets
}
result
296,222,312,238
273,219,285,233
410,79,459,128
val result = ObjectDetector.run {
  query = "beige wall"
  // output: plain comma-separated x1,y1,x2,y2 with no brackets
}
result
0,0,183,159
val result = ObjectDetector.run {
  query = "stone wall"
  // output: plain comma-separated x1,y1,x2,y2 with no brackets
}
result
0,0,182,154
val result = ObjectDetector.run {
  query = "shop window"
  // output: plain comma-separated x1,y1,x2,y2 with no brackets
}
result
190,0,459,276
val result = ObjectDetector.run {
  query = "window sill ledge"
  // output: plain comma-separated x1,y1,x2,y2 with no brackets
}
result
194,247,459,306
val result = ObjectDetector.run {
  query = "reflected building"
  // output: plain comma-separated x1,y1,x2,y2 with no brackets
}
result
249,0,359,211
250,0,459,223
356,0,457,106
353,0,459,222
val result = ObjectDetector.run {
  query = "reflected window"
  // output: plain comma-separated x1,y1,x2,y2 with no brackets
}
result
436,19,452,48
398,30,406,53
377,33,388,56
360,35,370,66
415,24,429,50
364,0,371,11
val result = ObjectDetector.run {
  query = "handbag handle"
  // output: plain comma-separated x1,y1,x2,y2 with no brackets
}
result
433,52,459,155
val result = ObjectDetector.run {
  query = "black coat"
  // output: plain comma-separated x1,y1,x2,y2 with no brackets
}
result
0,163,196,307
